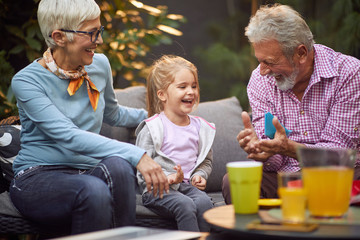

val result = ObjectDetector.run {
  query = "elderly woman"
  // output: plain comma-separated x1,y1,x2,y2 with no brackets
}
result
10,0,168,235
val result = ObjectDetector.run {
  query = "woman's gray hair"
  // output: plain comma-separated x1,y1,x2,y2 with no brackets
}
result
245,4,315,59
38,0,101,49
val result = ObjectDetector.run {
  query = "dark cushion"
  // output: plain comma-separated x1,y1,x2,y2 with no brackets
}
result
0,125,21,182
0,192,21,217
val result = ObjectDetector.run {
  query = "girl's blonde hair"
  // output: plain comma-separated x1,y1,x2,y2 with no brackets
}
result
146,55,199,117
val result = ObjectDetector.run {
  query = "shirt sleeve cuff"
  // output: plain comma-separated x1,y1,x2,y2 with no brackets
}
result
263,154,283,172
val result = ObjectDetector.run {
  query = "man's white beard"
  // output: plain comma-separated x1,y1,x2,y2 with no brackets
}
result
273,68,299,91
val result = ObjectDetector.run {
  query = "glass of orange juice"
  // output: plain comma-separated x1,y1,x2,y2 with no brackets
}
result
278,172,306,223
297,147,356,218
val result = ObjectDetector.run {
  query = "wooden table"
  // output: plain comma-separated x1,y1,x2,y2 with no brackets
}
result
203,205,360,239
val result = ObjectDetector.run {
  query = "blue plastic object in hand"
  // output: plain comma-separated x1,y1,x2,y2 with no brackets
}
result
264,112,292,139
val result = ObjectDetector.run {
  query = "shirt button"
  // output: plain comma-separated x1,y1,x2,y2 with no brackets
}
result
300,110,305,115
354,127,358,132
303,131,308,136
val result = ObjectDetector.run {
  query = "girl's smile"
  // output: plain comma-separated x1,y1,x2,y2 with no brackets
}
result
158,68,199,126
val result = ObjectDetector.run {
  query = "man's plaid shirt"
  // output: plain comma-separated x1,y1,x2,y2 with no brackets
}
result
247,44,360,172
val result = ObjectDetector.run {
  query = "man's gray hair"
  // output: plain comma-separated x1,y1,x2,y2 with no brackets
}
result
38,0,101,49
245,4,314,59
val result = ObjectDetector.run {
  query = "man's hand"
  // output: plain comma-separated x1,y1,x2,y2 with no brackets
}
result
136,154,169,198
167,165,184,184
255,116,302,159
191,175,207,190
238,112,304,161
237,111,261,155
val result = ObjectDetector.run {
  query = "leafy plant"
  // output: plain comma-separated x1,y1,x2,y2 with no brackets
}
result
308,0,360,56
0,0,42,119
96,0,186,87
0,50,17,118
194,0,360,111
272,0,360,57
193,1,255,111
0,0,185,119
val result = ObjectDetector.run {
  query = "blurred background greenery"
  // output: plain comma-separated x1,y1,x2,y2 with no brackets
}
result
1,0,359,120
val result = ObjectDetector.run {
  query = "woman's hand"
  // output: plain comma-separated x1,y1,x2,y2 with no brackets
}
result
167,165,184,184
136,154,169,198
191,175,207,190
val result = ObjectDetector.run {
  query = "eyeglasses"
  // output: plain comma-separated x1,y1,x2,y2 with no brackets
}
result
50,26,104,43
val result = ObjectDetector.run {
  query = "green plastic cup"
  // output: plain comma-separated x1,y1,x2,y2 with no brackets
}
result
227,161,263,214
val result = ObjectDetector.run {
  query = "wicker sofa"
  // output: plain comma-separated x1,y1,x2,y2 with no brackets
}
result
0,86,248,239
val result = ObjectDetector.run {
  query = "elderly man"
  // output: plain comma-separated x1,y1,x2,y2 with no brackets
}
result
222,4,360,202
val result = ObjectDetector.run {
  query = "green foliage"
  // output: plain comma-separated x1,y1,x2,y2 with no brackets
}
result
0,51,15,96
193,2,255,111
194,43,253,110
96,0,186,87
195,0,360,111
0,50,17,118
1,0,358,119
0,0,41,119
315,0,360,56
0,0,43,62
0,0,185,119
278,0,360,57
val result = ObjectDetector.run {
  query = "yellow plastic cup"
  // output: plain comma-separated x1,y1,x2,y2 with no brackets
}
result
226,161,263,214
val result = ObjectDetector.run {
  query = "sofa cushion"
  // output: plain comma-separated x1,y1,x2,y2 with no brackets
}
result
0,192,21,217
100,86,147,144
191,97,248,192
0,125,21,182
114,85,147,109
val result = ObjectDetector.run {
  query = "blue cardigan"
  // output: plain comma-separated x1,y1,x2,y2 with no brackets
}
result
11,53,147,175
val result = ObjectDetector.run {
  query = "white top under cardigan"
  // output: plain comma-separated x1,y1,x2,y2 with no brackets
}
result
135,113,216,193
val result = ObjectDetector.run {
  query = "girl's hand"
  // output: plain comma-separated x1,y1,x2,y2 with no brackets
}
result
191,175,207,190
167,165,184,184
136,154,169,199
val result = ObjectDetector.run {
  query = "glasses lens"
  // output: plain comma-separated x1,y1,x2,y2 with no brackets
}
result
92,26,104,43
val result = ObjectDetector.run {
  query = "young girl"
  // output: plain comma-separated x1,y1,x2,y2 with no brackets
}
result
136,55,216,232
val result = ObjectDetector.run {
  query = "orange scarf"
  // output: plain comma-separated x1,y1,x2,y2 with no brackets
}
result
43,48,99,111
